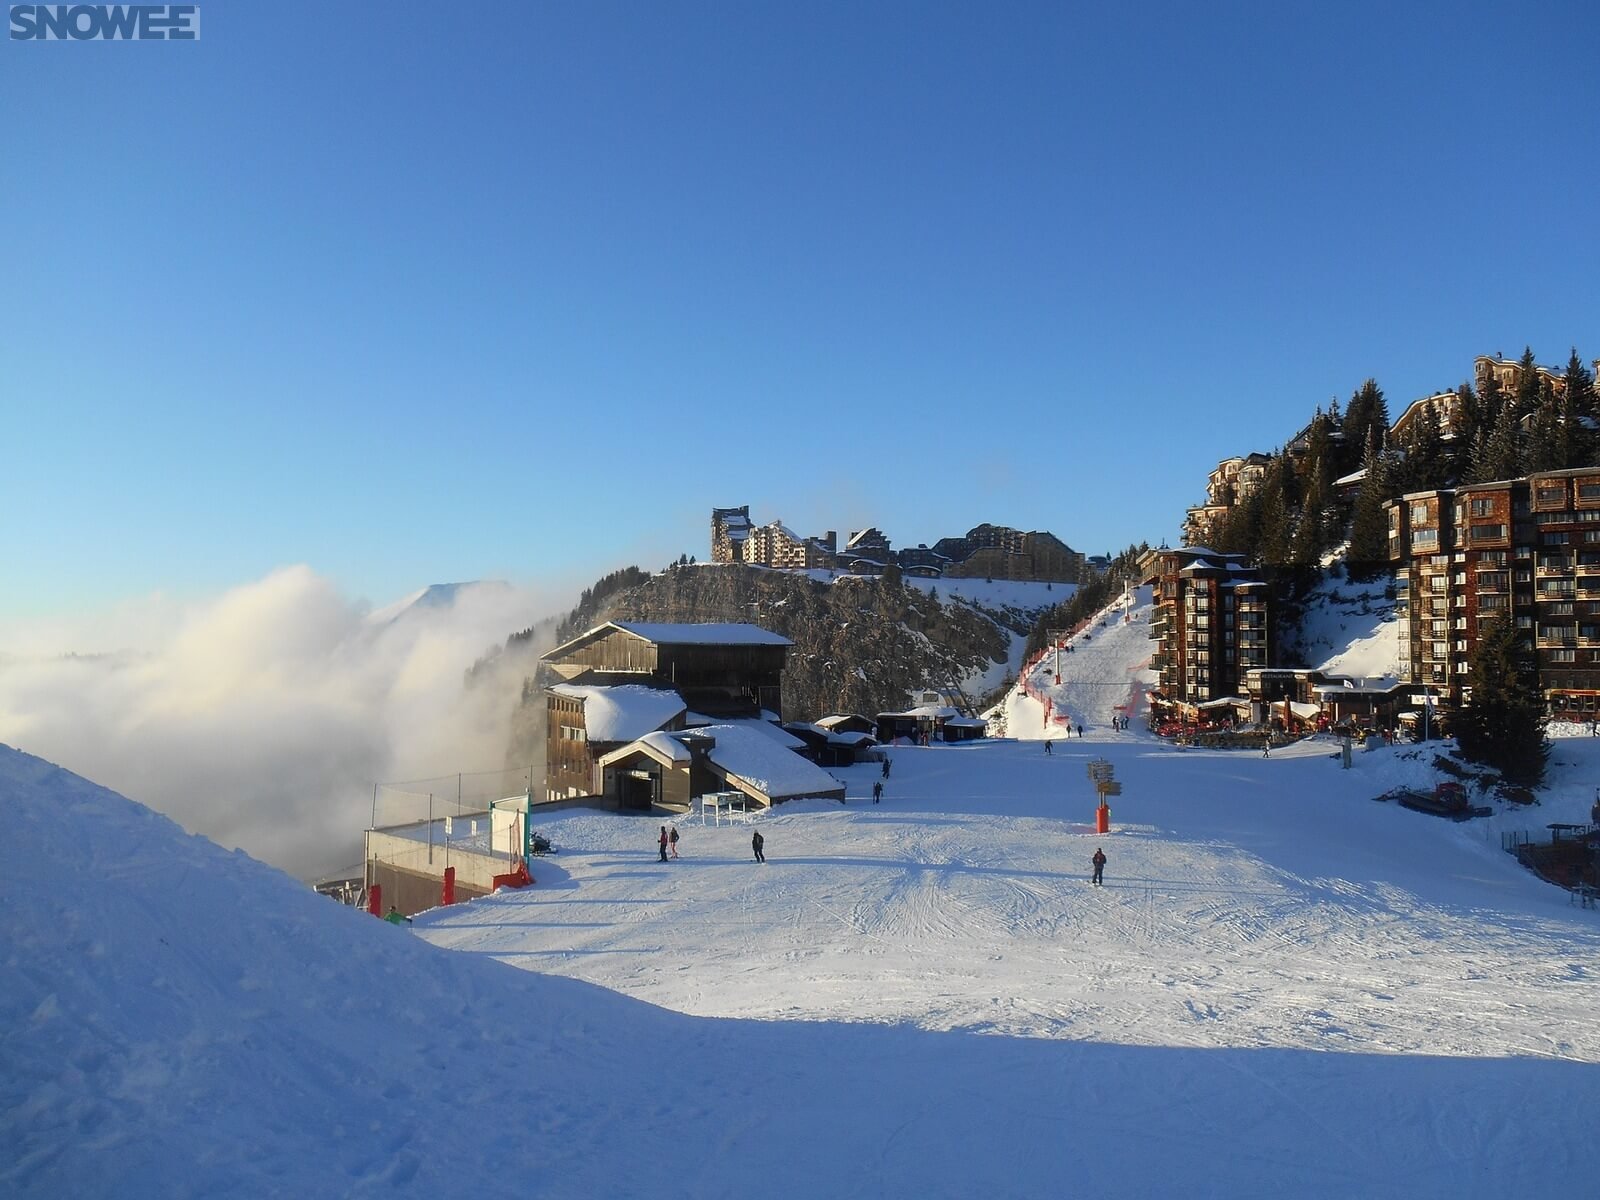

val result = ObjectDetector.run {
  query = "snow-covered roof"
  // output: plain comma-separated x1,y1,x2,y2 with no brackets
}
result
1286,701,1322,720
683,715,804,749
815,714,868,730
1314,678,1402,696
1197,696,1249,710
548,684,686,743
827,731,877,747
598,729,694,770
1334,468,1368,487
636,731,693,764
694,724,845,802
943,716,988,729
611,622,792,647
878,705,963,720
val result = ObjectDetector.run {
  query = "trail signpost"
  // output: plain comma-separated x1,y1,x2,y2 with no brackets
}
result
1086,759,1116,832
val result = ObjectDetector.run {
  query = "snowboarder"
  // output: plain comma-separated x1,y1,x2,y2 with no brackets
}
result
669,825,680,859
658,826,669,862
384,906,411,926
1091,847,1106,887
752,829,765,863
872,781,883,803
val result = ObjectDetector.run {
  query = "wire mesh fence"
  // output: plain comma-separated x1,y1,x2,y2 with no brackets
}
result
370,764,539,830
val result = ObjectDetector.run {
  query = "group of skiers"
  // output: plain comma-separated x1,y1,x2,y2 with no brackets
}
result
660,822,767,863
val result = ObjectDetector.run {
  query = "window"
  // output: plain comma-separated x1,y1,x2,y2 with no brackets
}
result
1550,649,1577,663
1470,524,1507,542
1476,572,1509,591
1469,497,1494,517
1538,487,1566,506
1414,529,1439,547
1545,532,1571,545
1579,483,1600,501
1479,595,1508,611
1411,504,1429,525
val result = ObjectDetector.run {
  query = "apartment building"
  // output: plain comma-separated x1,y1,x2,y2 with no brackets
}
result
1386,467,1600,717
1148,547,1272,719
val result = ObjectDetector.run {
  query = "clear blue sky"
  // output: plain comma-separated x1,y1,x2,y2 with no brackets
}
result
5,0,1598,628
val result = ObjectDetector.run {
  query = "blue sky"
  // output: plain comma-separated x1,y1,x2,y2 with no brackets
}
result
4,0,1598,633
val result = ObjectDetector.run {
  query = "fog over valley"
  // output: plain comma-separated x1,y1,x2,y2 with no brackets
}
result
0,566,561,880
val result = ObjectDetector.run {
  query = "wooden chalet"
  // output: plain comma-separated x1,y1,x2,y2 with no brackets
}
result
539,621,792,801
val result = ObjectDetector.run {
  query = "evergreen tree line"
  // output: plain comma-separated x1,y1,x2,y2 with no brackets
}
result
1209,349,1598,581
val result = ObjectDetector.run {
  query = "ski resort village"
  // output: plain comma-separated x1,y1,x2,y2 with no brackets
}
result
10,9,1600,1192
14,413,1600,1194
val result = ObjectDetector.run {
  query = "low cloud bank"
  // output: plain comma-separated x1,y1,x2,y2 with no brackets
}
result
0,567,560,880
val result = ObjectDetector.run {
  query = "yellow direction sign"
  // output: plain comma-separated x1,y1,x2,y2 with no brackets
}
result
1098,781,1123,796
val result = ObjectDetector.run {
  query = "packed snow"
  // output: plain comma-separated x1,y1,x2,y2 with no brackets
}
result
7,724,1600,1198
1000,585,1156,738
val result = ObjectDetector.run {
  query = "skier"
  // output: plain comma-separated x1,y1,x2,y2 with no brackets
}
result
1262,739,1271,758
872,781,883,803
882,756,892,779
669,825,680,859
1045,739,1053,756
658,826,670,862
384,906,411,926
1091,847,1106,887
752,829,766,863
1077,724,1084,739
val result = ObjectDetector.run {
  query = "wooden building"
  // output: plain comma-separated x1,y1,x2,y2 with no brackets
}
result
1148,547,1272,720
539,621,792,801
1386,468,1600,717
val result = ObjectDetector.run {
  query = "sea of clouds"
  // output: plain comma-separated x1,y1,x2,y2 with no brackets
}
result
0,566,561,880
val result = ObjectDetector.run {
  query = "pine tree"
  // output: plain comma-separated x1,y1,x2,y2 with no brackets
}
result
1471,400,1524,482
1512,346,1543,419
1340,379,1389,475
1346,445,1391,580
1563,349,1597,466
1454,614,1549,786
1256,457,1294,566
1525,390,1568,473
1397,398,1449,493
1449,381,1481,482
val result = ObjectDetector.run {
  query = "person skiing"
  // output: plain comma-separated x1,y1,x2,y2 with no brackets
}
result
658,826,669,862
882,756,891,779
384,906,410,925
669,825,680,859
752,829,765,863
872,780,883,803
1091,847,1106,887
1045,739,1053,756
1077,724,1084,739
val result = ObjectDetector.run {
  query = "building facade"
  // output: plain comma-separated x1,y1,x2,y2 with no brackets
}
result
539,621,792,799
1147,547,1272,719
1386,467,1600,717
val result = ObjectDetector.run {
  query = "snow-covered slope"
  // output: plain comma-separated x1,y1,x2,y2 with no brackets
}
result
1296,567,1402,683
999,585,1156,737
7,735,1600,1198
